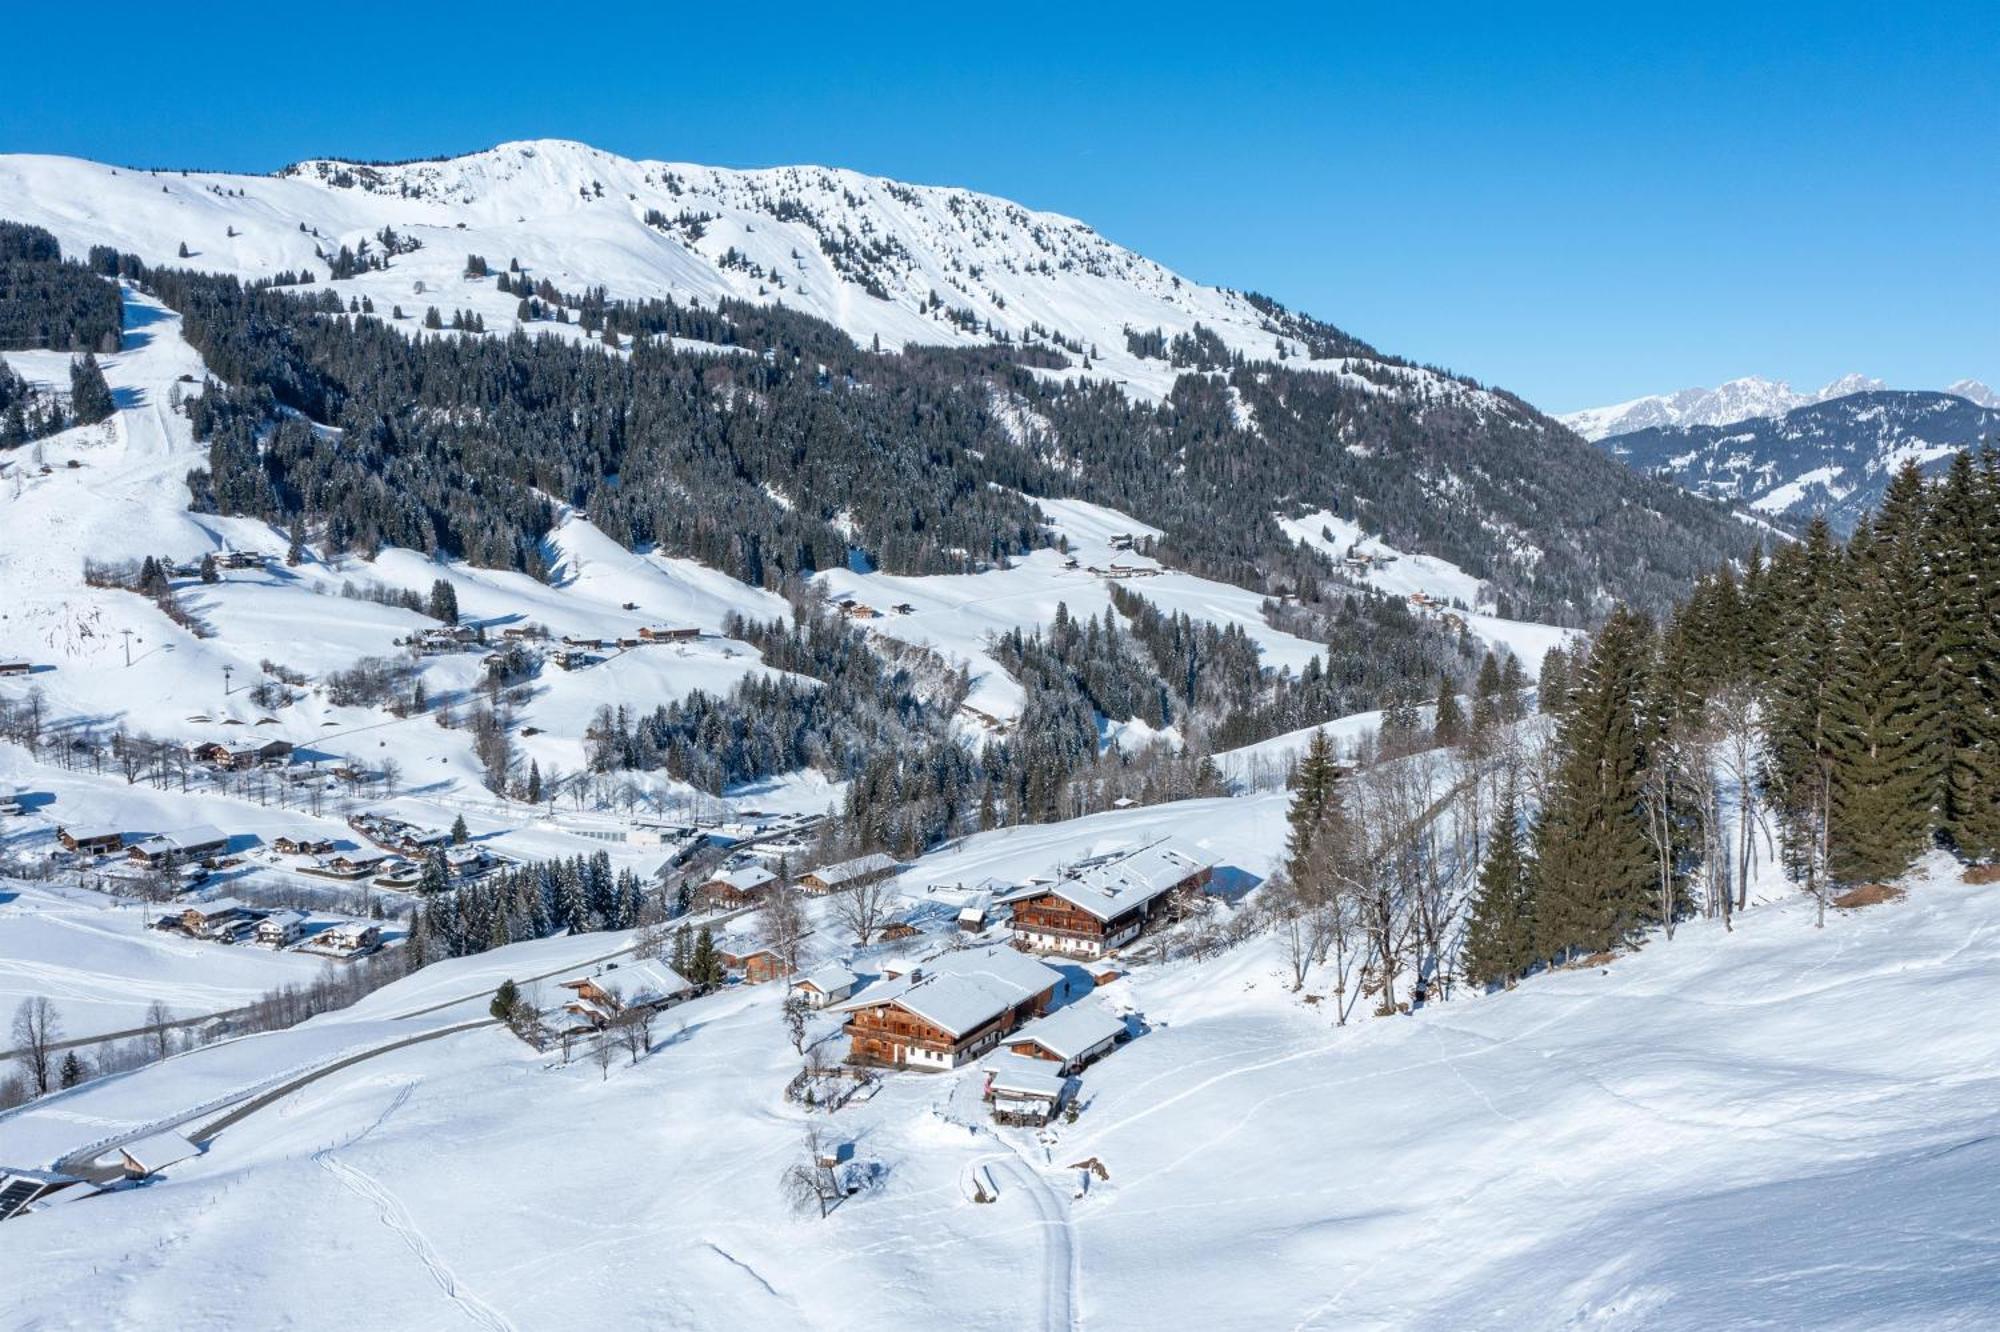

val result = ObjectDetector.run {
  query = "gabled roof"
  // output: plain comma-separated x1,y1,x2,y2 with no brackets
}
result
118,1130,198,1172
795,963,858,995
832,946,1061,1039
994,840,1213,923
707,865,775,893
1008,1003,1127,1061
563,959,693,1008
982,1052,1068,1100
183,897,260,919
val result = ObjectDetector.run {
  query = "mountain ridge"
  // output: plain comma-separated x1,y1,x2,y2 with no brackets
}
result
1564,373,1996,441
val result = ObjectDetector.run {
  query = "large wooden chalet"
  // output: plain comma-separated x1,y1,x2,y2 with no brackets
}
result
996,840,1214,959
796,852,897,896
558,960,694,1027
833,947,1062,1071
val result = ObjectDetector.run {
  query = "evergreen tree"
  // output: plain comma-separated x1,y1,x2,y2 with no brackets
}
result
1531,608,1655,957
1472,651,1504,732
68,353,114,424
1432,675,1465,747
1764,519,1842,895
1284,728,1341,882
1538,646,1571,714
58,1050,86,1089
489,978,521,1022
451,813,469,845
1462,776,1534,988
286,516,305,567
428,577,460,624
419,849,450,895
692,925,720,987
199,552,218,583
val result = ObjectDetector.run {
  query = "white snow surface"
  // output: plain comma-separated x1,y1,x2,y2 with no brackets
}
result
0,807,1993,1329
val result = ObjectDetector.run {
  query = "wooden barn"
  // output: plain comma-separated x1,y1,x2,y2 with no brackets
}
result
57,825,123,855
698,865,776,910
796,852,897,896
1001,1002,1128,1074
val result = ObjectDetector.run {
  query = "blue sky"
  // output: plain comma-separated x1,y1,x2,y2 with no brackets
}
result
3,2,1993,411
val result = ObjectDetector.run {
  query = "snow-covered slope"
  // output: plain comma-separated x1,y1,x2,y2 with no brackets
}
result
1,820,1993,1329
0,140,1430,403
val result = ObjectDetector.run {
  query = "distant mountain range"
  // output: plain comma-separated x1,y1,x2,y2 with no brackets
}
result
1597,390,2000,534
1561,375,1999,442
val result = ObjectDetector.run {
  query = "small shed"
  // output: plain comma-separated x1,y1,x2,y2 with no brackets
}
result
792,964,859,1009
982,1053,1071,1126
117,1130,199,1179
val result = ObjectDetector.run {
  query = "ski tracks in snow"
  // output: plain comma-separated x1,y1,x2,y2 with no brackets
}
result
313,1081,516,1332
982,1153,1081,1332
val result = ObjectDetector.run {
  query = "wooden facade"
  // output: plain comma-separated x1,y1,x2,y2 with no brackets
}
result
842,985,1053,1071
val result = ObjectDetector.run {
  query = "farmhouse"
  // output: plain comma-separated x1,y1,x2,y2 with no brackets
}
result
191,737,293,770
126,825,230,868
272,835,335,856
833,946,1062,1071
796,852,897,896
324,850,393,876
0,661,32,676
982,1052,1071,1126
179,899,266,940
637,625,700,643
309,920,383,956
253,911,309,947
552,649,593,671
791,963,859,1008
1002,1002,1128,1074
996,840,1214,958
698,864,776,910
56,826,124,855
559,960,694,1026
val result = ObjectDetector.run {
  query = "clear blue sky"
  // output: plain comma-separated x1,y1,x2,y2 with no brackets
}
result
4,2,1994,411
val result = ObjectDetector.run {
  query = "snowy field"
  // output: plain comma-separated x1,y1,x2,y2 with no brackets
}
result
0,825,1993,1329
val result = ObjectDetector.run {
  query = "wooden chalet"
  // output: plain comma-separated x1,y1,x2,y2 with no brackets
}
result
1001,1002,1127,1074
637,625,700,643
126,825,230,868
796,852,897,896
191,737,293,770
0,661,32,677
57,825,123,855
179,900,266,940
272,835,335,856
311,921,383,955
697,865,776,910
253,911,309,947
996,840,1214,959
558,960,694,1026
833,947,1061,1071
718,947,787,985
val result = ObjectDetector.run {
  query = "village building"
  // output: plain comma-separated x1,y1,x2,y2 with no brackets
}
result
126,825,230,868
179,899,267,941
833,946,1063,1071
552,649,592,671
637,625,700,643
957,902,989,932
309,920,383,956
879,920,921,942
718,947,787,985
253,911,310,947
795,852,898,896
324,850,393,876
561,634,605,649
0,660,32,677
698,864,776,910
791,964,859,1009
117,1130,199,1180
981,1052,1071,1125
190,737,293,770
558,960,694,1026
56,826,124,855
0,1168,85,1221
1001,1002,1128,1074
272,835,335,856
996,840,1215,958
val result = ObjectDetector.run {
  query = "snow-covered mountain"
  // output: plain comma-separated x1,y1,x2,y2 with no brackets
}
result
1598,389,2000,533
1559,374,1884,442
0,139,1433,403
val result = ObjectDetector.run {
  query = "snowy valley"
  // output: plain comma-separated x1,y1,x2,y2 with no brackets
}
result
0,138,1995,1332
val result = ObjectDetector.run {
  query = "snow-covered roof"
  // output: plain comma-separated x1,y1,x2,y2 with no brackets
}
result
983,1052,1067,1100
135,824,227,855
707,865,775,893
804,852,898,888
832,946,1061,1038
795,963,858,996
564,959,692,1007
1009,1003,1126,1061
183,897,259,918
994,840,1213,922
117,1130,198,1172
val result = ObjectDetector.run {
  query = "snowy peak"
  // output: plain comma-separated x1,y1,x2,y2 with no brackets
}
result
1560,374,1883,441
1945,378,2000,409
0,139,1421,404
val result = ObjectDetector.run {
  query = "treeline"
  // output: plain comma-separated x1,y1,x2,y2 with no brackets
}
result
1463,452,2000,987
0,222,121,353
404,851,655,967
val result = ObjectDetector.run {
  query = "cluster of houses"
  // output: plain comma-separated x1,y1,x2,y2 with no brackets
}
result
694,850,901,912
166,550,266,578
57,823,232,882
188,737,295,772
150,898,383,956
347,811,452,857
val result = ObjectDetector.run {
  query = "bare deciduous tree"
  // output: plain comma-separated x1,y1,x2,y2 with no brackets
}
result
781,993,811,1055
759,885,809,976
12,997,61,1097
830,877,894,947
781,1126,845,1219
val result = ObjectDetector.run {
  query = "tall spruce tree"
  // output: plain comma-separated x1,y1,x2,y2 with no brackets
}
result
1462,775,1534,988
1531,608,1655,957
